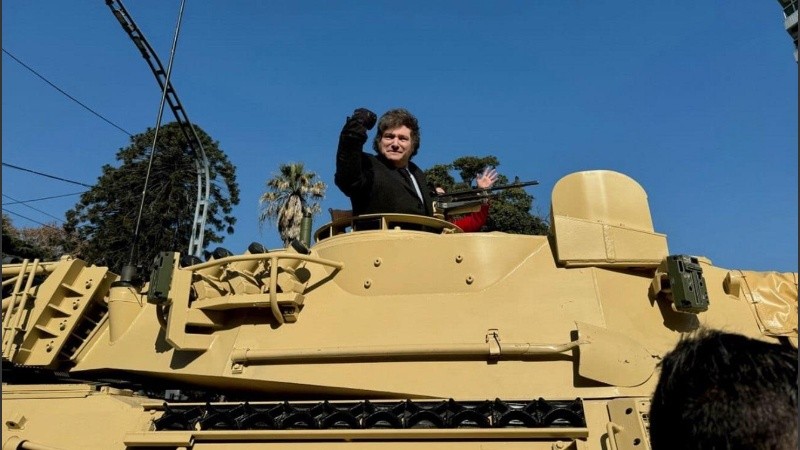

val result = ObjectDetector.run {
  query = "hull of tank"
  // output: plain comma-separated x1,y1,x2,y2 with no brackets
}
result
3,383,648,450
3,171,796,450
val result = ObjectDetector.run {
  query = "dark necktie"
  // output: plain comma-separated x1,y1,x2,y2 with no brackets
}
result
399,168,413,187
399,168,423,202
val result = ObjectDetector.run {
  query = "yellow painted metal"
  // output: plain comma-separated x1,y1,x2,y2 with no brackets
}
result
724,269,798,336
3,259,39,357
1,385,157,450
1,170,796,449
576,322,657,387
107,283,144,343
229,335,582,364
550,171,668,267
2,258,116,367
606,398,652,450
124,428,590,444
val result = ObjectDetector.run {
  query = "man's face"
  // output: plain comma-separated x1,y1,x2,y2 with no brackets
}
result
378,126,413,168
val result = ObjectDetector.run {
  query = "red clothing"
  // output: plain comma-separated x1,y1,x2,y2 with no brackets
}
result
451,203,489,232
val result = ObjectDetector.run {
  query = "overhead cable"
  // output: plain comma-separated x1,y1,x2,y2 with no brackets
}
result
2,162,93,188
2,208,63,231
2,48,133,137
2,192,86,205
2,194,64,223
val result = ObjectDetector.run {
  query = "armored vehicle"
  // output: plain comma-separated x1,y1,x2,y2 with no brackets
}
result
2,170,797,450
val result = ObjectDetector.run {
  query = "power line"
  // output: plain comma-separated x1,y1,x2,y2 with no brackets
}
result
1,208,63,231
2,48,133,137
2,194,64,223
2,162,93,187
2,191,86,205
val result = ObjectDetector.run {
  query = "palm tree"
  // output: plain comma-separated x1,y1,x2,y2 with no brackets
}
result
259,163,326,246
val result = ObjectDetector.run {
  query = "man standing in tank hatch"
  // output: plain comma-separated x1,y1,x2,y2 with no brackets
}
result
334,107,498,231
335,107,432,217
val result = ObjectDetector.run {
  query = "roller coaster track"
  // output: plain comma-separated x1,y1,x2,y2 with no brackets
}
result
105,0,210,258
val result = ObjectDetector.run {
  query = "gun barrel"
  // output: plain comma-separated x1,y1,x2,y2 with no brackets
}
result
434,180,539,202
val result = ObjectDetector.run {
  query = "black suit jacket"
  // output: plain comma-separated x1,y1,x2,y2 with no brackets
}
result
335,133,433,217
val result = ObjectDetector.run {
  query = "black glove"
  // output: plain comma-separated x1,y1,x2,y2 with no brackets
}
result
351,108,377,130
340,108,377,144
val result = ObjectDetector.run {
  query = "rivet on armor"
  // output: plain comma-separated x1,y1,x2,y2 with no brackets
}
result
466,275,474,285
373,258,382,267
455,255,463,263
364,279,372,288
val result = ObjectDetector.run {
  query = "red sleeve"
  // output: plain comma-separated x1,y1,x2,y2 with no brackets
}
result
451,203,489,232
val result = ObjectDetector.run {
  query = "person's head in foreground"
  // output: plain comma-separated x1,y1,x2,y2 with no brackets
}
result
649,329,798,450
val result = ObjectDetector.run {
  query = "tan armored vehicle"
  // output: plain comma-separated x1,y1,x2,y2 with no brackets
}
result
3,170,797,450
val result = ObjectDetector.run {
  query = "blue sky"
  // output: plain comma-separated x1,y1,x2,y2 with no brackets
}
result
2,1,797,272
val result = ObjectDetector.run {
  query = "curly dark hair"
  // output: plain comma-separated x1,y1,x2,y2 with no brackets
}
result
649,329,798,450
372,108,421,157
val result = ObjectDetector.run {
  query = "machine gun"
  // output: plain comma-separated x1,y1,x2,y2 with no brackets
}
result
432,179,539,218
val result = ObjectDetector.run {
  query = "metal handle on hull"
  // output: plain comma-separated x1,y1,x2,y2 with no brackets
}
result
605,422,624,450
231,338,584,364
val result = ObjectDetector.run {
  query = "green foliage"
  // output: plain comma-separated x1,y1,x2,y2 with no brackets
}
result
426,155,549,235
2,214,37,260
1,215,67,261
452,155,500,187
64,122,240,273
425,164,457,192
259,162,326,246
487,184,549,235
